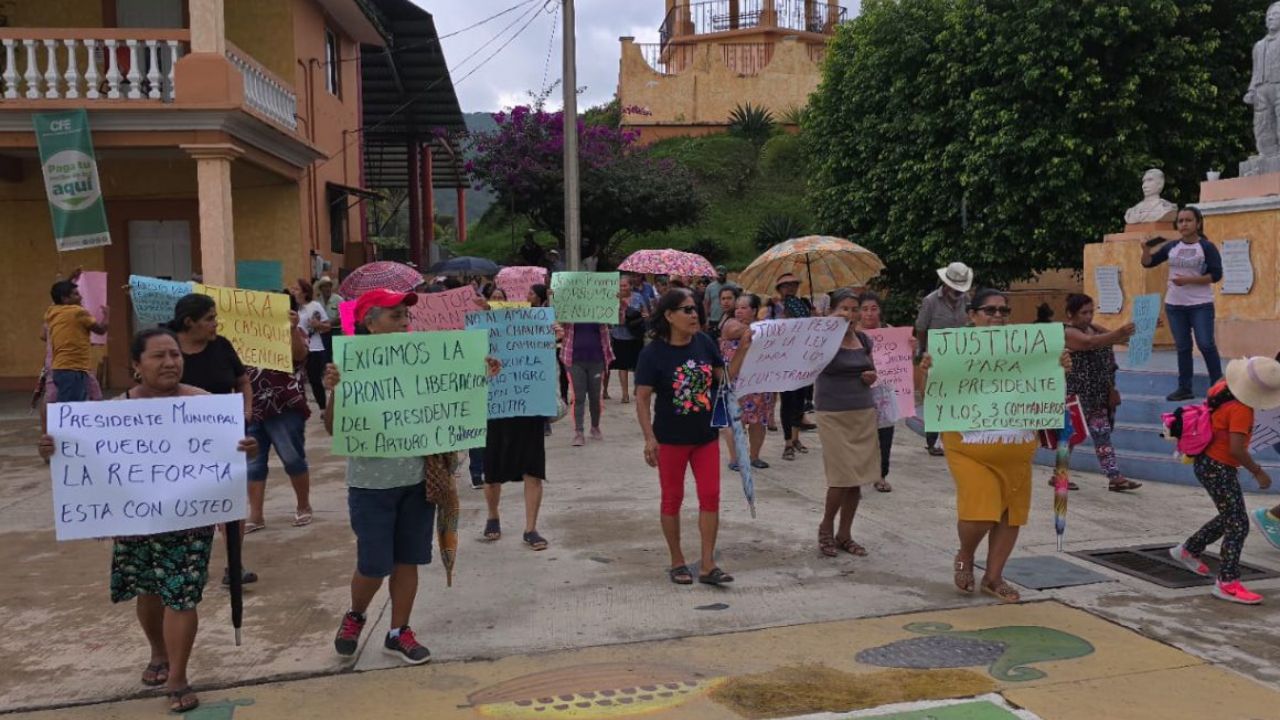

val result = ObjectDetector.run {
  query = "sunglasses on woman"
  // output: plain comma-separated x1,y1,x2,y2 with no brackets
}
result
673,305,698,315
977,305,1013,317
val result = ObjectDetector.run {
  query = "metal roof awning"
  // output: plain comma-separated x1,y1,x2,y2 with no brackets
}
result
360,0,469,190
327,181,384,201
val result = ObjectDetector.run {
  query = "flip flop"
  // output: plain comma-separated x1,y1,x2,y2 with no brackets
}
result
981,579,1022,604
698,567,735,586
244,521,266,534
1108,479,1143,492
523,530,549,551
874,480,892,493
668,565,693,585
954,556,975,594
837,538,868,557
141,661,168,687
167,686,199,714
292,511,313,527
483,518,501,541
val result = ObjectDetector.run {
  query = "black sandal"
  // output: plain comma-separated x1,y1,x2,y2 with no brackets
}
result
141,661,168,687
483,518,501,541
698,567,735,586
668,565,693,585
167,686,199,714
523,530,549,551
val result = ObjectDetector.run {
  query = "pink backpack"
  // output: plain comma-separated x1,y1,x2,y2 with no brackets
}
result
1161,401,1217,458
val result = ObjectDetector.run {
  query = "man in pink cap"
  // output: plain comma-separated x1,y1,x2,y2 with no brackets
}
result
322,289,436,665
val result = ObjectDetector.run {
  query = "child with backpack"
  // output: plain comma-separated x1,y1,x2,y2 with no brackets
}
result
1249,352,1280,551
1168,357,1280,604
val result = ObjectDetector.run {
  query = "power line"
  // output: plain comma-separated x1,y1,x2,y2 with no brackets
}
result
337,0,542,64
453,1,550,87
540,1,561,97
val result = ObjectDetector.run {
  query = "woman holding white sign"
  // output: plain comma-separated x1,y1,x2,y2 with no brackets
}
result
636,289,751,586
921,289,1071,604
719,293,772,470
39,328,258,714
814,289,880,557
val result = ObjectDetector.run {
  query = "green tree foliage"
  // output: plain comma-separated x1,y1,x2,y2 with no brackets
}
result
805,0,1263,292
649,135,759,194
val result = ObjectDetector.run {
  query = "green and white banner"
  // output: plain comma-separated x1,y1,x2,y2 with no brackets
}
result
34,110,111,252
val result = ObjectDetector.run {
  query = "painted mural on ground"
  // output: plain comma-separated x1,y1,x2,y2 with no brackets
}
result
465,663,722,718
856,623,1095,682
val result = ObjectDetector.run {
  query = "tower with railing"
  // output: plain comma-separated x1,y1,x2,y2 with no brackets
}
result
619,0,847,143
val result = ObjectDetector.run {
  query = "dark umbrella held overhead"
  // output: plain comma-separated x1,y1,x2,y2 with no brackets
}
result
428,256,501,277
225,520,244,645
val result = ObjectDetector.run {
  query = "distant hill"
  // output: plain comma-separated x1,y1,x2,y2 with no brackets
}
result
434,111,497,225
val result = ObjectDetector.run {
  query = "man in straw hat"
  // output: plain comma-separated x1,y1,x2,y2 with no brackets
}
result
1170,356,1278,605
914,262,974,456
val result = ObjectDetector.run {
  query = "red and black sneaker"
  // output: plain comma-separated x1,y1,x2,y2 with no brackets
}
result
334,611,366,656
384,626,431,665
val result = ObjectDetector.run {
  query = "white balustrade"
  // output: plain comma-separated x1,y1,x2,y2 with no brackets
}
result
226,49,298,131
0,33,187,102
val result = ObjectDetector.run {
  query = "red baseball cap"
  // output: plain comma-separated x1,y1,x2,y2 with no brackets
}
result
355,288,418,324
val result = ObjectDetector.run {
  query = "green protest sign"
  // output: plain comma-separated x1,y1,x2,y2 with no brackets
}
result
924,323,1065,432
550,272,620,324
332,330,490,457
34,110,111,252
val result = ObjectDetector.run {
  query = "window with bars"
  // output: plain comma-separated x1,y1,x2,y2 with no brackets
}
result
324,28,341,97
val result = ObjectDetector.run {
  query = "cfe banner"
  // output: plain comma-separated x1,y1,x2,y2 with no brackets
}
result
34,110,111,252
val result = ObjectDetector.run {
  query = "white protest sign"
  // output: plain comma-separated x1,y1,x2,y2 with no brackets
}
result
49,394,247,540
734,317,848,395
1251,406,1280,453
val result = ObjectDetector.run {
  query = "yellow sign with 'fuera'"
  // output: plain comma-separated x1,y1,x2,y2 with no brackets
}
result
194,284,292,373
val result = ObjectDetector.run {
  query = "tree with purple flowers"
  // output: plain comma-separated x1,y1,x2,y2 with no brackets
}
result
466,105,703,261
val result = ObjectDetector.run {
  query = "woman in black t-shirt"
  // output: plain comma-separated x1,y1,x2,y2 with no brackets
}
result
635,290,750,586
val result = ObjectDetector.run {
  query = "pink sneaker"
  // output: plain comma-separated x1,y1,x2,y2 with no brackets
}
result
1168,544,1211,577
1213,580,1263,605
571,432,585,447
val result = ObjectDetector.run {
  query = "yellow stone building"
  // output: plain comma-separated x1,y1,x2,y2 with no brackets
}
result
618,0,847,143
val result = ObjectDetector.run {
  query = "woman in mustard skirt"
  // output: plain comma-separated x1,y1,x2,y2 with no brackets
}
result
922,289,1071,603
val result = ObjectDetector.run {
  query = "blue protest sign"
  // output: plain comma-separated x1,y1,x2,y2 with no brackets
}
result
1126,294,1161,368
129,275,192,328
465,307,559,419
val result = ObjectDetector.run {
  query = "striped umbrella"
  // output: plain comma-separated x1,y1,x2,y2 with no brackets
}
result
737,236,884,298
618,249,717,278
338,261,424,298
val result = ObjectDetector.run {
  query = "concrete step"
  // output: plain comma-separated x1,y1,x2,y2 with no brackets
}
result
1114,393,1185,426
1114,367,1211,397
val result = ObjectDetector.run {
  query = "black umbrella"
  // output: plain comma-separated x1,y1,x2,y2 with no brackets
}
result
428,256,501,277
226,520,243,645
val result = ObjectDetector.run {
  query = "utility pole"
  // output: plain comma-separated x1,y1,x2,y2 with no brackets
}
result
562,0,581,271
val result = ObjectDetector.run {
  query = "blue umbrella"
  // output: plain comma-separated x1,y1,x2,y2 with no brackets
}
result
724,385,756,518
428,256,501,277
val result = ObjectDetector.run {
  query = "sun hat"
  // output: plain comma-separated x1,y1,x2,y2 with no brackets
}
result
776,273,801,289
937,262,974,293
1225,356,1280,410
316,276,334,287
354,288,418,324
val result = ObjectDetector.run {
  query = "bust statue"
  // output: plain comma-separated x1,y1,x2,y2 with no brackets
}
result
1124,169,1177,225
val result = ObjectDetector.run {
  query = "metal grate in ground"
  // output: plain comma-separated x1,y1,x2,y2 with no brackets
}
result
1070,543,1280,589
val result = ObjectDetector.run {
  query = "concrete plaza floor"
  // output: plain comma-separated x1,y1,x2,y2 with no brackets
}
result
1,397,1279,718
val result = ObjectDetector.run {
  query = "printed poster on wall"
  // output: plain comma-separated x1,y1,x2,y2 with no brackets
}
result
1221,239,1254,295
34,110,111,251
1094,266,1123,314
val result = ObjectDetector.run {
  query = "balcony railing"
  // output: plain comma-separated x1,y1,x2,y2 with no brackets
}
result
226,42,297,131
721,43,774,75
661,0,848,48
0,29,189,102
638,43,698,75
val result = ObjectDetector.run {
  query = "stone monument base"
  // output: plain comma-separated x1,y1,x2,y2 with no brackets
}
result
1083,229,1174,347
1240,154,1280,177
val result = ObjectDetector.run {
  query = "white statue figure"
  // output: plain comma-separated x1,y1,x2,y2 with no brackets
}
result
1246,2,1280,164
1124,169,1178,225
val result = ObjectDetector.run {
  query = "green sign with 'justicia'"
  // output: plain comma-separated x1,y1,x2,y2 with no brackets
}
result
34,109,111,252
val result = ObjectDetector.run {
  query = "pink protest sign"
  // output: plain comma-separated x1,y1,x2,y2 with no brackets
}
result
78,271,109,345
339,300,357,335
865,326,916,419
495,266,547,302
409,286,480,331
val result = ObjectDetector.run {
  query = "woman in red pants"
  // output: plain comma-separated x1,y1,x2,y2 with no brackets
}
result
636,289,749,586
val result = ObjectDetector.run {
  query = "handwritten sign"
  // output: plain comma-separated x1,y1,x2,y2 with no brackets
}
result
235,260,283,292
78,270,108,345
193,284,292,373
925,323,1066,432
551,272,621,324
865,327,915,419
332,330,489,457
496,266,546,302
466,307,558,419
488,301,531,310
735,317,848,394
1125,293,1161,368
1222,239,1253,294
129,275,191,329
49,394,247,540
408,286,478,331
1251,407,1280,453
1095,266,1122,314
339,300,357,335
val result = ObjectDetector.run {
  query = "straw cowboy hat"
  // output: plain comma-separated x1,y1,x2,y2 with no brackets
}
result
1225,356,1280,410
937,262,974,293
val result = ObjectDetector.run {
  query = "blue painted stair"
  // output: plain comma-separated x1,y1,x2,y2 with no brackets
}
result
908,351,1280,492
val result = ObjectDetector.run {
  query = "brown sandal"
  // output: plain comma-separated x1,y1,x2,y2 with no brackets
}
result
874,480,892,493
837,538,867,556
141,661,168,687
981,578,1022,604
953,556,975,594
167,686,199,714
818,530,838,557
783,444,797,461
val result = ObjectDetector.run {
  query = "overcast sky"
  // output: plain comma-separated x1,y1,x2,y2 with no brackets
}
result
417,0,658,113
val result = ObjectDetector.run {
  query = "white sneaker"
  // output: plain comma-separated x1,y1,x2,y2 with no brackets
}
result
1168,544,1211,577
